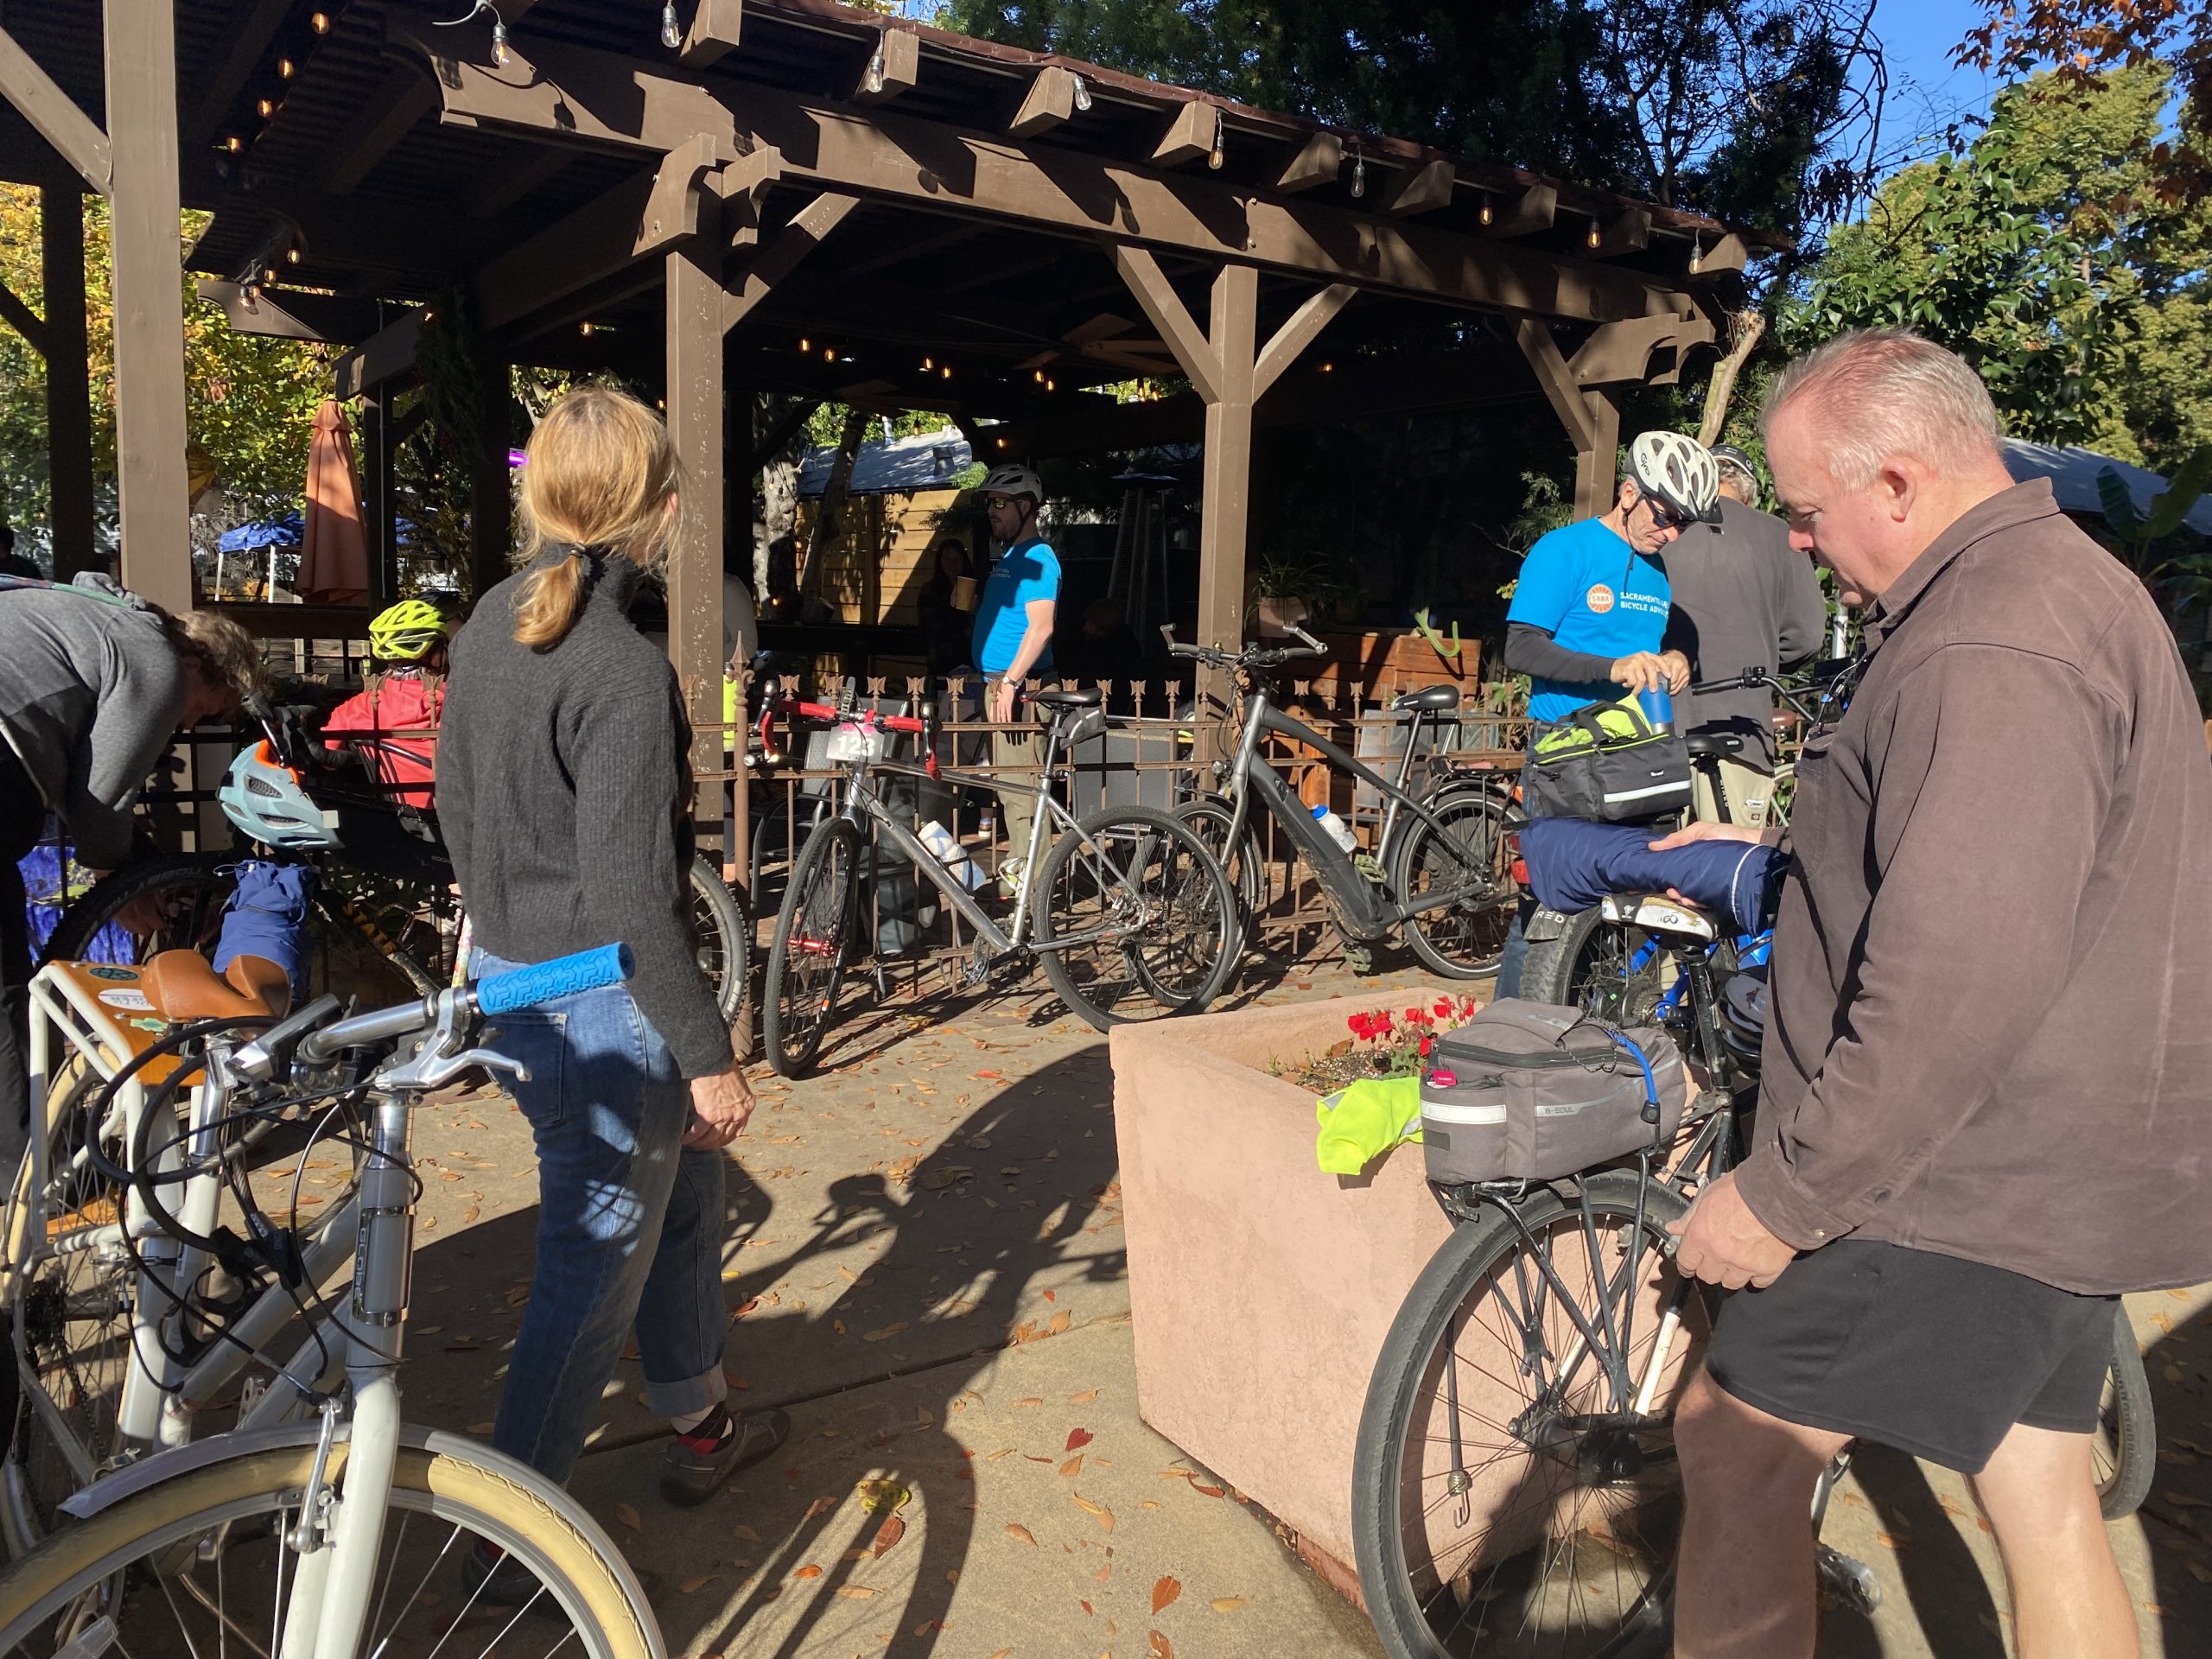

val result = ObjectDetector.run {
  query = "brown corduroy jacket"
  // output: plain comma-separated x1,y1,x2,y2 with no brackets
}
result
1737,480,2212,1294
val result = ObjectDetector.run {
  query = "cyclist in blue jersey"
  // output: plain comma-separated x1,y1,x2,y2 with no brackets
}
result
971,464,1060,894
1497,430,1722,992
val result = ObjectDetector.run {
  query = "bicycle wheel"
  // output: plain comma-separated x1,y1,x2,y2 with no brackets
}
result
3,1061,137,1549
1352,1171,1707,1659
2096,1306,2154,1520
1393,787,1516,981
688,853,753,1036
762,817,863,1078
1171,797,1262,954
1521,909,1669,1027
40,853,233,967
0,1438,659,1657
1035,806,1238,1031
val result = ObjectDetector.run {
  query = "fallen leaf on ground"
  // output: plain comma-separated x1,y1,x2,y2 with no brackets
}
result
461,1205,480,1224
2164,1491,2211,1509
678,1573,719,1594
1149,1634,1174,1658
1005,1523,1037,1547
835,1586,878,1599
1059,1456,1084,1478
1048,1310,1071,1335
874,1516,906,1556
1874,1532,1905,1548
1014,1397,1043,1408
466,1421,493,1434
793,1564,823,1580
1211,1597,1247,1613
804,1495,838,1520
733,1524,762,1542
613,1503,643,1533
1070,1389,1101,1404
863,1321,910,1341
857,1480,911,1513
1095,1563,1112,1582
2187,1560,2212,1585
1152,1576,1181,1613
1066,1427,1094,1452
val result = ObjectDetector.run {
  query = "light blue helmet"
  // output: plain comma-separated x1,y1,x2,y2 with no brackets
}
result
218,742,340,850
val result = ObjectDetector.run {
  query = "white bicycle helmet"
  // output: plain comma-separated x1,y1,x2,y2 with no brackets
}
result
219,741,340,850
1628,431,1723,525
980,463,1045,504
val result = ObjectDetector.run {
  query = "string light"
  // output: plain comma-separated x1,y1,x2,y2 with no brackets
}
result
940,365,952,379
285,246,302,264
1586,216,1602,250
434,3,511,70
492,19,508,67
276,56,295,79
1349,142,1365,200
580,321,594,336
862,51,887,94
309,11,330,34
257,97,277,118
1689,232,1704,274
1046,378,1056,391
921,356,933,371
798,336,811,353
823,346,836,361
263,267,278,283
1478,191,1494,226
1071,74,1091,113
1209,108,1225,170
661,3,681,49
224,135,244,153
1319,361,1334,373
1033,369,1046,384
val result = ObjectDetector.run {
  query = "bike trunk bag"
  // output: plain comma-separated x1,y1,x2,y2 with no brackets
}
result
1420,999,1688,1185
1523,696,1693,823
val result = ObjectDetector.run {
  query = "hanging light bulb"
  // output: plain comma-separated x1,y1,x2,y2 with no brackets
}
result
661,3,681,48
1350,143,1366,200
921,356,933,371
285,246,302,264
823,346,835,361
1586,216,1602,250
309,11,331,34
1033,369,1046,384
1689,232,1704,274
264,266,279,283
1071,74,1091,113
224,135,244,153
1209,108,1225,170
580,321,594,337
940,365,952,380
798,336,811,353
276,56,295,79
491,20,509,67
1046,377,1056,391
257,96,276,118
863,51,887,95
1478,191,1494,226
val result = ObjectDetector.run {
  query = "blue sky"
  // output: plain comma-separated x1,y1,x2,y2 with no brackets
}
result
1872,0,2005,150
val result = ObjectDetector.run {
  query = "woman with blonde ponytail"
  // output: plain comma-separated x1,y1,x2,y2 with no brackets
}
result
438,386,786,1599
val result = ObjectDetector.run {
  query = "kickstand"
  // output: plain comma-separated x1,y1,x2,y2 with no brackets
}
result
868,963,892,1003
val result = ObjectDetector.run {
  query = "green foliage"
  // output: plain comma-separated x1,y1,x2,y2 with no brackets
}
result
1789,66,2212,465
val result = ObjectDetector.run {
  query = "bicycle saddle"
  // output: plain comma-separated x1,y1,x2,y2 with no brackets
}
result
1391,684,1461,715
1684,732,1745,757
143,950,292,1021
1026,687,1102,710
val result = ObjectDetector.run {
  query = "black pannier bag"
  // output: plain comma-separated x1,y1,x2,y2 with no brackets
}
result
1421,998,1688,1185
1524,696,1694,823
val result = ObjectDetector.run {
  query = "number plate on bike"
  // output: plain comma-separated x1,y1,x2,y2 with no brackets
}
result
823,721,887,765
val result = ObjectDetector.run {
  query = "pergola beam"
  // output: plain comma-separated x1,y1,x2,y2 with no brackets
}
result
1388,158,1454,217
1274,130,1341,194
319,66,436,196
1252,282,1355,398
465,143,573,219
680,0,744,68
399,29,1701,328
1008,66,1076,138
42,185,92,580
1151,100,1215,168
0,278,44,355
0,24,111,194
1487,181,1556,238
1516,317,1619,519
1109,245,1222,404
853,25,918,105
195,278,384,343
720,191,859,334
334,309,426,399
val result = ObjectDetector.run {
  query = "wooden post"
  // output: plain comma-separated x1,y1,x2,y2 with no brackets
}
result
41,185,93,581
1575,390,1620,521
666,200,726,845
467,357,510,602
104,0,191,610
1197,264,1258,657
359,391,398,607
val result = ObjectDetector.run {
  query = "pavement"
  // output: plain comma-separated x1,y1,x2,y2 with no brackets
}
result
383,950,2212,1658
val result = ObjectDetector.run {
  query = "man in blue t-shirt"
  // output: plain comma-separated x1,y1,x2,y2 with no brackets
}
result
1497,430,1722,991
971,464,1060,890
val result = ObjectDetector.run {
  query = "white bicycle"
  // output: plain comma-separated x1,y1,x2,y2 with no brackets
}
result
0,944,662,1656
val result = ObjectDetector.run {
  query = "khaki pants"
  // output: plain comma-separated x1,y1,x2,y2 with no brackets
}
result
1692,753,1774,830
987,677,1042,868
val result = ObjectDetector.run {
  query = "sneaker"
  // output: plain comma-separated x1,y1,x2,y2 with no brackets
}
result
659,1405,792,1508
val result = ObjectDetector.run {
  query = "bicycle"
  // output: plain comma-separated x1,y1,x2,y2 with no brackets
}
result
41,699,753,1028
1159,625,1519,981
756,688,1239,1076
0,944,661,1654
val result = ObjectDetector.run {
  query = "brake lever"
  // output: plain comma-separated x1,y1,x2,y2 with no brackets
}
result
378,1045,529,1094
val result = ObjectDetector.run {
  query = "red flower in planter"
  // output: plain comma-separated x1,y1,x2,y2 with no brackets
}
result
1433,998,1452,1019
1348,1013,1374,1040
1419,1034,1433,1057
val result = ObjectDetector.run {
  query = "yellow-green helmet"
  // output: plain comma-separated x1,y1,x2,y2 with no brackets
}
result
367,599,449,663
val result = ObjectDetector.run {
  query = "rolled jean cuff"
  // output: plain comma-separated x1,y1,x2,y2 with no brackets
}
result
645,1364,728,1421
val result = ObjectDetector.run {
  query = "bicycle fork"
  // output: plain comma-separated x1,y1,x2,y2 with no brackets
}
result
277,1090,412,1659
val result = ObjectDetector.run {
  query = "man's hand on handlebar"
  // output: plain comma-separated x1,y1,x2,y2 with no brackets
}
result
686,1064,755,1150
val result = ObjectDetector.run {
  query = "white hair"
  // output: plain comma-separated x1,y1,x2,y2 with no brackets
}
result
1762,328,2005,491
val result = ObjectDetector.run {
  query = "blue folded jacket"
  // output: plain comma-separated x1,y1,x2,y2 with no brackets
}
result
1520,817,1786,935
213,860,317,999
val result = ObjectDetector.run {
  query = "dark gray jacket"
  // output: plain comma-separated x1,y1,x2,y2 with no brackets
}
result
437,553,730,1078
1661,499,1827,766
0,574,188,868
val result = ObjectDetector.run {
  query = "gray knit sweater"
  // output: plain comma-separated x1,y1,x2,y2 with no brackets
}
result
0,574,188,868
438,551,730,1077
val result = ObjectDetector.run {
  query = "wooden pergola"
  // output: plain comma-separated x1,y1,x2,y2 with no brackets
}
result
0,0,1768,819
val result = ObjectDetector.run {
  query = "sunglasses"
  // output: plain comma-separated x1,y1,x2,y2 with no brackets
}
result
985,496,1019,510
1637,490,1687,533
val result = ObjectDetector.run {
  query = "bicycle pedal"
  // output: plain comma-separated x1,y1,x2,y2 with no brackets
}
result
1815,1542,1882,1615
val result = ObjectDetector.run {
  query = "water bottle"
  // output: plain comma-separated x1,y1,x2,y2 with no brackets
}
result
1636,685,1675,735
918,819,986,892
1311,803,1357,855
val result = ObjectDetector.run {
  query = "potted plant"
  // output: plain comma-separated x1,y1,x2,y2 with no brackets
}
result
1248,553,1342,637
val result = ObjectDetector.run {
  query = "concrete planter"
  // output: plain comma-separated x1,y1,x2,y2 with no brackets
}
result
1109,990,1457,1605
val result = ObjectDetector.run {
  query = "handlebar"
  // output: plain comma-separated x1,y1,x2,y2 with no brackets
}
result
291,943,636,1066
1157,622,1331,671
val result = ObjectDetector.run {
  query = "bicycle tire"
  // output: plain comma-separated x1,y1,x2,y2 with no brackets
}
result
1170,797,1262,957
1518,906,1674,1027
1391,786,1516,981
0,1439,660,1657
688,853,754,1044
2096,1306,2154,1520
761,817,863,1078
39,853,233,968
1033,806,1238,1032
1352,1171,1705,1659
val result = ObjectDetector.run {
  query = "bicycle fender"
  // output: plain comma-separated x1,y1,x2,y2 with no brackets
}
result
1523,905,1574,944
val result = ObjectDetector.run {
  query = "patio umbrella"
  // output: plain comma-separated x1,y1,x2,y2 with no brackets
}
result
299,398,369,604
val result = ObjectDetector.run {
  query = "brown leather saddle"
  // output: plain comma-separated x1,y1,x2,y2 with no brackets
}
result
140,950,292,1022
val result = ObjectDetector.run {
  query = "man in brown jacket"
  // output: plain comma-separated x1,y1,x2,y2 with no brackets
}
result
1658,328,2212,1659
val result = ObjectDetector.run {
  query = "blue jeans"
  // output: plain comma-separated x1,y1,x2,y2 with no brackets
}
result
474,950,728,1487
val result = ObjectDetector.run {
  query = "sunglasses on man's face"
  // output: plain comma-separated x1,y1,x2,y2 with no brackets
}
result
1637,491,1687,533
986,497,1018,511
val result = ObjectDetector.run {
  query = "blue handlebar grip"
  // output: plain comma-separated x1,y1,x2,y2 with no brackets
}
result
475,944,635,1015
